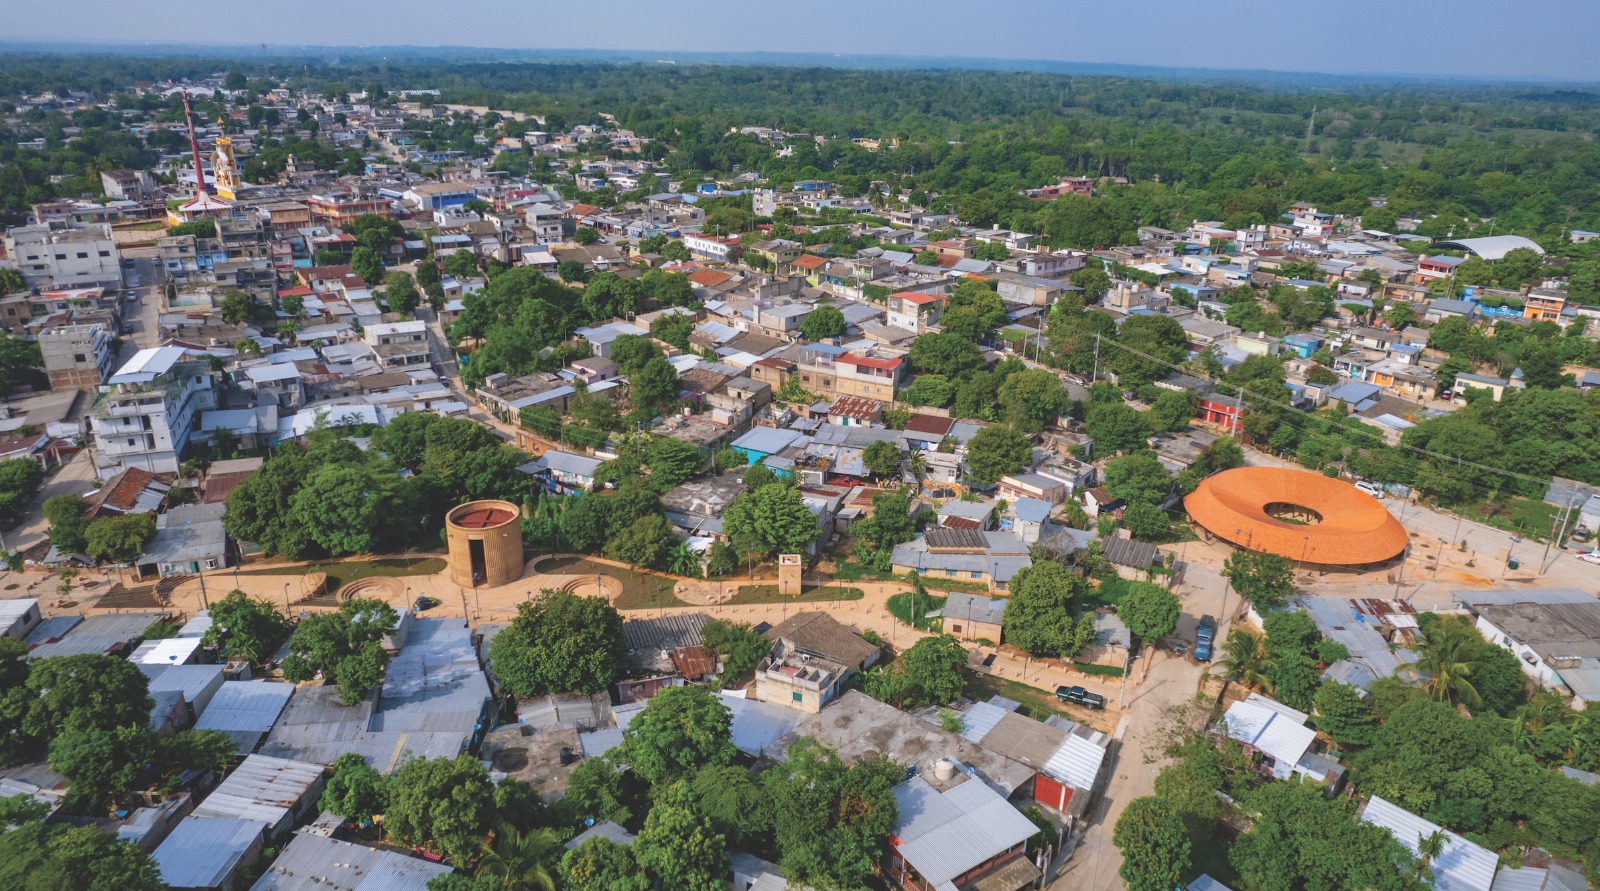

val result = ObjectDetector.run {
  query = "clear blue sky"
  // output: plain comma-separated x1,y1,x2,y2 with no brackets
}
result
9,0,1597,81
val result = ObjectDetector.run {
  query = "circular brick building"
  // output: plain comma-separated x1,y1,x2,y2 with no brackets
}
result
445,500,524,588
1184,467,1407,566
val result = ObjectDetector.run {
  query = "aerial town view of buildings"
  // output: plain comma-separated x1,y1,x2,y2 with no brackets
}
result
0,7,1599,891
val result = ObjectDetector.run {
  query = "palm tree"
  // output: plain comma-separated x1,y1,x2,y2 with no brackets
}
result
1218,629,1273,691
475,824,560,891
667,541,701,579
1400,627,1484,711
1505,696,1572,757
907,450,927,484
1417,830,1448,877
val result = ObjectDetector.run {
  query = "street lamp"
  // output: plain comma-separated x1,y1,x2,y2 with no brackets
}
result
282,582,290,616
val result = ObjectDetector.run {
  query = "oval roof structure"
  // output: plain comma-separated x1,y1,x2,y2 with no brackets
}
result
1427,235,1544,261
1184,467,1407,566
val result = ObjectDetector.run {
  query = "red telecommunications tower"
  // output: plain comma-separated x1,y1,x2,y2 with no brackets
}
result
181,90,209,199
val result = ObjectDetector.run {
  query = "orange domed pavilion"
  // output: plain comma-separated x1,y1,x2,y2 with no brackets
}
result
1184,467,1407,566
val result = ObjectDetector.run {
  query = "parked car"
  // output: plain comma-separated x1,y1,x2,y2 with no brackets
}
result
1055,685,1106,710
1355,481,1385,499
1577,550,1600,566
1194,615,1217,662
413,596,440,611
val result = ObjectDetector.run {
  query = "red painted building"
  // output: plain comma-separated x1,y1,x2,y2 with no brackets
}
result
1199,397,1241,431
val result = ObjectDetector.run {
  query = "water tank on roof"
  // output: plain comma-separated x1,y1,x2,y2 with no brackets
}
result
933,759,955,782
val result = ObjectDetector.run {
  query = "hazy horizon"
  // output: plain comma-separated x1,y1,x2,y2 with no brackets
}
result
4,0,1596,82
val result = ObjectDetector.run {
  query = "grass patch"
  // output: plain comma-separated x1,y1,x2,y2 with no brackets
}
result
887,592,947,630
1453,495,1567,541
1088,575,1133,607
728,584,865,605
916,575,990,594
966,671,1111,728
832,560,893,582
1073,661,1128,679
537,556,683,610
828,561,988,593
241,557,447,590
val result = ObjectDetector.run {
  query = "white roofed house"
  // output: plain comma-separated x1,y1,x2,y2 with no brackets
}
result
363,320,431,369
1219,692,1344,788
138,501,231,578
574,321,648,358
521,449,603,496
887,761,1044,891
953,697,1112,821
1359,796,1498,891
242,362,304,411
151,816,267,891
90,346,219,480
890,528,1033,594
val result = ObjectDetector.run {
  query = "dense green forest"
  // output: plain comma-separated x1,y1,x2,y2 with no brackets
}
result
2,54,1600,242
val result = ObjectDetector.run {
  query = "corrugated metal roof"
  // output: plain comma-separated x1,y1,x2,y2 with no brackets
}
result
195,681,295,736
1044,729,1109,793
1221,699,1315,768
152,817,263,888
131,636,206,665
579,728,622,758
192,755,323,826
958,701,1009,743
1489,866,1549,891
144,664,226,717
622,613,708,652
892,774,1038,888
562,820,636,851
250,833,453,891
1360,796,1498,891
1561,766,1600,786
377,619,490,733
26,611,168,658
0,598,38,631
1190,875,1237,891
357,854,456,891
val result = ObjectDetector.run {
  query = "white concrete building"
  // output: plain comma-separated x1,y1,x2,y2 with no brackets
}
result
3,222,121,289
38,318,117,391
90,346,218,479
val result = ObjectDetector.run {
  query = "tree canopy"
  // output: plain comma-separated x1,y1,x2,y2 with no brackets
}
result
488,590,626,697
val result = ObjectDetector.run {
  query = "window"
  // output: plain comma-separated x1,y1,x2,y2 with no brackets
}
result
73,354,85,363
98,250,110,257
76,252,88,260
951,624,963,634
972,571,983,579
792,691,802,703
126,439,135,446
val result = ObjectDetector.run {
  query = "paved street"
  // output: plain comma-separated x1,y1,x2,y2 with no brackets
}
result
1049,541,1234,891
6,448,98,553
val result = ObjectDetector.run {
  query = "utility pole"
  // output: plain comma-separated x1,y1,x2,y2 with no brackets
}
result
1091,334,1100,385
1541,496,1575,574
1117,646,1133,707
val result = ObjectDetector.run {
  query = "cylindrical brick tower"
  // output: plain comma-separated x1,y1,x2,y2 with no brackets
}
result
445,500,523,588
